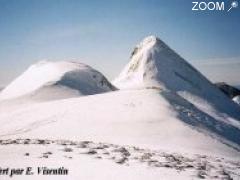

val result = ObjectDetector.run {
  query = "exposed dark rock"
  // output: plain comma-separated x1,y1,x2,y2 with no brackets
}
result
215,82,240,99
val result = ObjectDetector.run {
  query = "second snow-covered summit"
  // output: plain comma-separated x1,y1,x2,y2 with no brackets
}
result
0,61,116,101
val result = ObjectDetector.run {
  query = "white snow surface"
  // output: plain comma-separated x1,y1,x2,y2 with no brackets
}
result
0,89,240,158
0,89,240,179
1,138,239,180
0,61,116,101
233,95,240,105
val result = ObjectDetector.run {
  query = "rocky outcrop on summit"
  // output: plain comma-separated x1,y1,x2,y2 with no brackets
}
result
215,82,240,99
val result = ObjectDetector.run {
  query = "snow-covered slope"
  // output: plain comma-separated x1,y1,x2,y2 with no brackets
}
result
0,61,116,101
0,89,240,179
1,36,240,179
0,89,240,158
113,36,240,120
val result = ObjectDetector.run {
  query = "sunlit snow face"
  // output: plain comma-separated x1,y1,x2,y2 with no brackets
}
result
231,1,238,8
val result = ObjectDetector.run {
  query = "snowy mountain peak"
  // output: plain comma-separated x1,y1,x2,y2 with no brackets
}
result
0,61,116,101
136,35,159,48
113,35,240,120
130,35,170,59
142,35,158,42
114,35,195,90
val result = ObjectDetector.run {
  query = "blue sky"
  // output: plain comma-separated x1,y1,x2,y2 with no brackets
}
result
0,0,240,87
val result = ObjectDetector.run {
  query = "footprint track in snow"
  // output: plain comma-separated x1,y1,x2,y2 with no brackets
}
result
0,138,239,179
